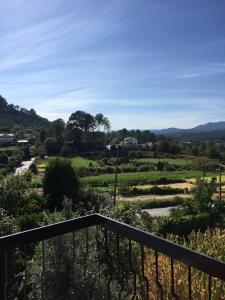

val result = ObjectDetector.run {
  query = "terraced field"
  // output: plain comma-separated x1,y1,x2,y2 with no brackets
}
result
81,170,203,187
134,158,191,166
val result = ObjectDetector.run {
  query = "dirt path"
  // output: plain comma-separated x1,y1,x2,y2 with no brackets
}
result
133,182,193,190
117,194,191,202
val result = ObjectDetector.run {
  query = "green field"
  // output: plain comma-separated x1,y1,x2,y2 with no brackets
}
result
134,158,191,166
0,145,18,152
38,156,99,169
81,170,203,187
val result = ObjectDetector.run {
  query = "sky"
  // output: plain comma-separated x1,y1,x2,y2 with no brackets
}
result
1,0,225,129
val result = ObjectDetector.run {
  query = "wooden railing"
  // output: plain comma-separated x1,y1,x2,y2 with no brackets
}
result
0,214,225,299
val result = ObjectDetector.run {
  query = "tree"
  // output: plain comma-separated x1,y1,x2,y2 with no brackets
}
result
192,177,213,211
67,111,95,132
52,118,65,138
158,140,170,153
0,152,8,165
95,113,105,131
192,146,200,157
206,144,220,159
39,129,47,143
43,158,80,210
103,116,111,132
169,143,180,155
44,138,61,155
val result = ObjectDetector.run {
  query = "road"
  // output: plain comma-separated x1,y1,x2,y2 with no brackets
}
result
142,206,177,217
15,158,35,175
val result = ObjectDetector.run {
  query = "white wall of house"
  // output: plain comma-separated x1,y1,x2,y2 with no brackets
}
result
120,137,138,146
0,133,14,143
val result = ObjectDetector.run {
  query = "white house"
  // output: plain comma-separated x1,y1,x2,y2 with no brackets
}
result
120,137,138,147
17,139,29,144
140,141,153,149
0,133,14,143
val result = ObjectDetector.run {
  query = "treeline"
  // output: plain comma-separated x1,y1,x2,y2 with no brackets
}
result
0,95,49,130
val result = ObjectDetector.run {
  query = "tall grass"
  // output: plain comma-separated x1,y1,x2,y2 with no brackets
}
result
144,228,225,299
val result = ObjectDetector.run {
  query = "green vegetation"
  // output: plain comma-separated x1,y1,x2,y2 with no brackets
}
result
134,157,189,166
121,196,186,209
38,155,99,169
43,158,80,210
0,95,49,129
81,170,202,187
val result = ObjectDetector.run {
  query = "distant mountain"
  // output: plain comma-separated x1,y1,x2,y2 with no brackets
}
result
153,122,225,135
0,95,50,130
191,122,225,133
152,122,225,141
153,127,183,135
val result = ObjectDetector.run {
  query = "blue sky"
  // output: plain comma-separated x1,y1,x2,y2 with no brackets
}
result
1,0,225,129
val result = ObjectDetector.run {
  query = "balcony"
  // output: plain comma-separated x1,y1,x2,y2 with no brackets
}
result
0,214,225,299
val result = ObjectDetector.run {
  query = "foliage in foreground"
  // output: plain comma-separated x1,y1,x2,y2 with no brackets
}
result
144,228,225,299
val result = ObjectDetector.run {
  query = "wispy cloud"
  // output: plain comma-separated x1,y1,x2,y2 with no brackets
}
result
178,62,225,79
1,0,225,128
0,0,124,72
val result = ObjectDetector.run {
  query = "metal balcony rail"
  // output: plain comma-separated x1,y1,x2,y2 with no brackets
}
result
0,214,225,299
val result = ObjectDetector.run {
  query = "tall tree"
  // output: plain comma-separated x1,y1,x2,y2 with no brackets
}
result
67,111,95,132
52,119,65,138
103,116,111,132
95,113,104,131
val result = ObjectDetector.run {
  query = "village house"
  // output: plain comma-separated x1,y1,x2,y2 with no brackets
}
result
0,133,14,144
120,136,138,147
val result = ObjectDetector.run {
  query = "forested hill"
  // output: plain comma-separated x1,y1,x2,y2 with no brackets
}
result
0,95,50,130
153,122,225,141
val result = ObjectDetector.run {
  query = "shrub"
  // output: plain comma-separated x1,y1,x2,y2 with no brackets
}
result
43,157,80,210
0,152,8,165
192,177,213,212
16,213,44,231
0,174,30,216
29,162,38,174
118,182,132,196
139,196,185,209
137,164,150,172
157,213,212,236
131,186,185,196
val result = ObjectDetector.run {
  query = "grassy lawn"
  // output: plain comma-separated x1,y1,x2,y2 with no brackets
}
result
0,145,18,152
81,170,203,187
37,155,99,169
134,158,191,166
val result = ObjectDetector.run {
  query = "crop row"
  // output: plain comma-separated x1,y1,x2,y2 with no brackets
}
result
81,170,202,187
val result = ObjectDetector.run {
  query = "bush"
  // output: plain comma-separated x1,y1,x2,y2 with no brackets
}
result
29,162,38,174
16,213,44,231
139,196,185,209
0,174,30,216
0,152,8,165
157,213,221,236
131,186,185,196
78,187,108,211
137,164,150,172
118,182,132,196
43,157,80,210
